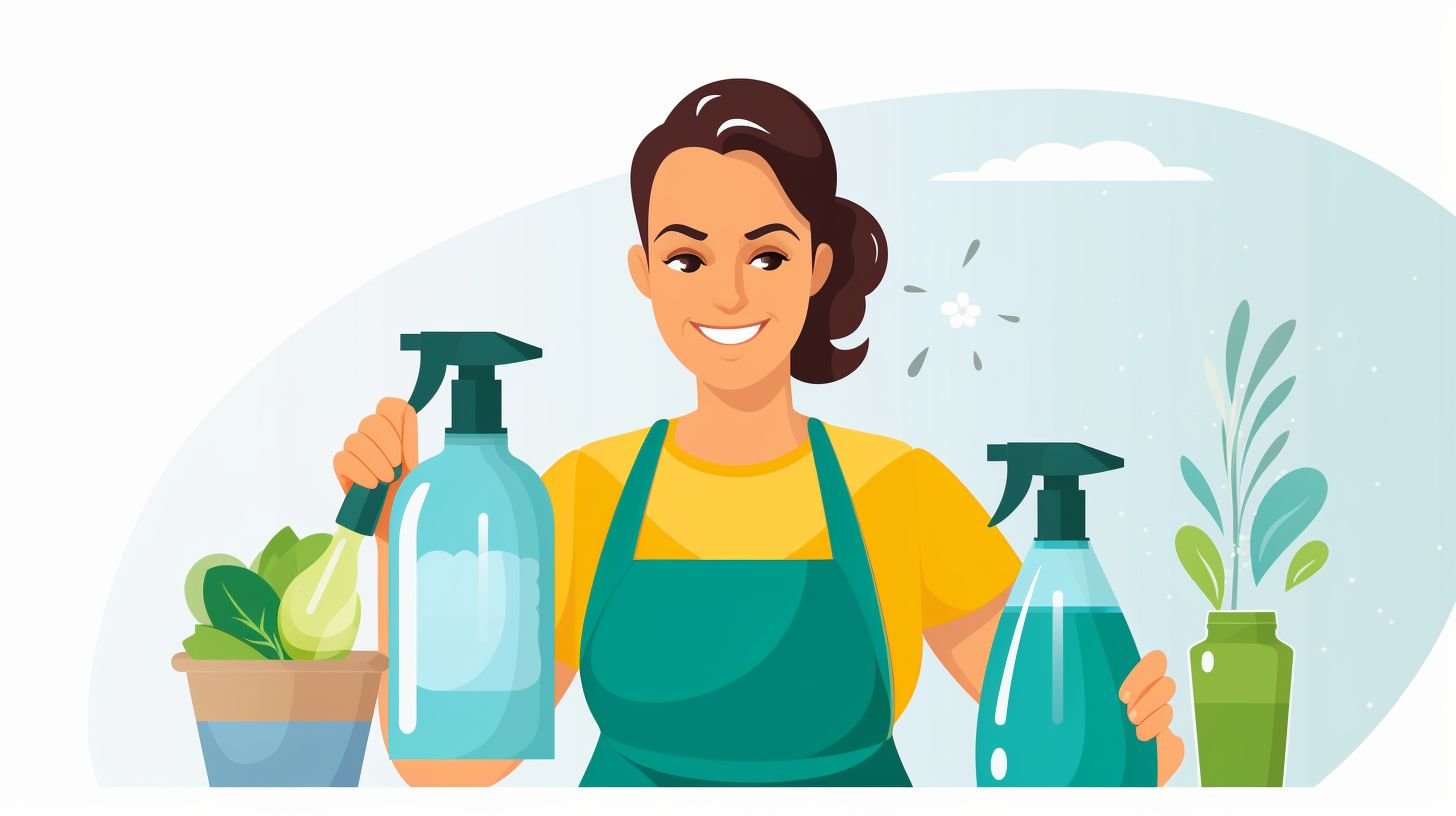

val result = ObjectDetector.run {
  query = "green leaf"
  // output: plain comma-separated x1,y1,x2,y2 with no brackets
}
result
183,624,267,660
185,553,244,625
1241,376,1295,469
1180,456,1224,533
259,530,331,598
1250,468,1327,584
1286,540,1329,591
1175,525,1225,609
1238,319,1296,421
1225,300,1250,401
1243,430,1290,506
202,565,288,659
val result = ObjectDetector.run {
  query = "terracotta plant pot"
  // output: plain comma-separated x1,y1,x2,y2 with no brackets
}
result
1188,611,1294,786
173,651,387,786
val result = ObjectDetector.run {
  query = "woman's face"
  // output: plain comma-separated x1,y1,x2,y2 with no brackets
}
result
628,147,833,392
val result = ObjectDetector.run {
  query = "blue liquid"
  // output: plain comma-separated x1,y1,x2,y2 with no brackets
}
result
976,607,1156,786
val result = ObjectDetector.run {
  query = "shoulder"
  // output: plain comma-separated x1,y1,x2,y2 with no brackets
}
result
546,425,653,487
820,422,915,493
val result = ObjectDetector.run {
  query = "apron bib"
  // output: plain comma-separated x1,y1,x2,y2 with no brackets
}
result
578,419,908,786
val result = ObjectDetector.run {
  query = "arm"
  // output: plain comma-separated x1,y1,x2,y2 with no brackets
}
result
923,587,1009,703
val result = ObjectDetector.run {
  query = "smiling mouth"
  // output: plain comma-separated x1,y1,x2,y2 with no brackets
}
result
692,320,768,346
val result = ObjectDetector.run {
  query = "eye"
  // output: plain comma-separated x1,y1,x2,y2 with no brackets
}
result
665,253,704,273
750,251,787,271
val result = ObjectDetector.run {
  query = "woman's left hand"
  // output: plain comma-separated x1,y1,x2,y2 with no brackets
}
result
1119,650,1186,786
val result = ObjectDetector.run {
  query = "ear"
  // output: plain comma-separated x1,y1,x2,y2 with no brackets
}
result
628,244,651,298
809,242,834,296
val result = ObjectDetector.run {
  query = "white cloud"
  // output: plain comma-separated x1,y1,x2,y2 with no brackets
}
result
932,140,1211,182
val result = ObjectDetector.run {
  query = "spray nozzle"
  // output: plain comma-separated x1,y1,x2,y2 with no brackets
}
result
335,331,542,535
986,442,1123,540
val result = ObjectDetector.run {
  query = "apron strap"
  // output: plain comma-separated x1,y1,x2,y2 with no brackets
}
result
581,418,670,651
807,418,895,730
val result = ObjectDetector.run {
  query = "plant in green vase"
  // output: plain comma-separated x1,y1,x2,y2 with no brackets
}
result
1174,300,1332,787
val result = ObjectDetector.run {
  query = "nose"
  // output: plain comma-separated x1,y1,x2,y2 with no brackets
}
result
710,264,749,315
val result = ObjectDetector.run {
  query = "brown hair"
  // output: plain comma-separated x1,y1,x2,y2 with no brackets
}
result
630,78,888,384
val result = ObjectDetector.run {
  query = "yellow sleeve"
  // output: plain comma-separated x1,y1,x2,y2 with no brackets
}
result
909,448,1022,628
542,449,621,670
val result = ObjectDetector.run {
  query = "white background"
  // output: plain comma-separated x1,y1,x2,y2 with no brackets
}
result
1,1,1452,813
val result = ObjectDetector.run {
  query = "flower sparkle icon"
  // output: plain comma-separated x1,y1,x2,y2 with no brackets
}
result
941,292,982,328
903,238,1023,377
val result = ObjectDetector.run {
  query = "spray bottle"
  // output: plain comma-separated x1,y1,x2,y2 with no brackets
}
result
382,332,554,760
975,442,1156,787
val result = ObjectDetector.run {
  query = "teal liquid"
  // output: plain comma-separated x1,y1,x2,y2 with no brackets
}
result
976,608,1156,786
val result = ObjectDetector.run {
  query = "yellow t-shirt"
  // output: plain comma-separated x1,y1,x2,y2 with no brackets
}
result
544,420,1022,720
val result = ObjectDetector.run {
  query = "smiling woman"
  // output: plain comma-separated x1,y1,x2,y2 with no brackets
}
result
331,78,1183,787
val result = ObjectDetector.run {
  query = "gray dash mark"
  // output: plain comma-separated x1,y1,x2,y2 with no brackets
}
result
908,347,930,377
973,351,983,371
998,314,1021,323
962,239,981,267
903,285,927,293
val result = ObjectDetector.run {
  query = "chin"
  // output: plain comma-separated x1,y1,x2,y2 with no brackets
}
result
692,356,783,392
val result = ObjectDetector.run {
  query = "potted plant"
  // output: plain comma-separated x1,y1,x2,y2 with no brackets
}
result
173,526,386,786
1174,300,1331,787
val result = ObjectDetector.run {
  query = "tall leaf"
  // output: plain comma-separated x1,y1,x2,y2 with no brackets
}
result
1243,430,1290,506
1225,300,1250,401
1238,319,1296,421
1180,456,1224,533
1241,376,1295,469
1250,468,1327,584
1176,525,1225,609
203,565,288,659
1286,540,1329,591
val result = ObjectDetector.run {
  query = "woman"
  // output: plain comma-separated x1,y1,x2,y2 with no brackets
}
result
334,79,1185,787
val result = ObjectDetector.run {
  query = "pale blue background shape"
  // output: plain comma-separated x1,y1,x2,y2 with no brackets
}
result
91,89,1456,787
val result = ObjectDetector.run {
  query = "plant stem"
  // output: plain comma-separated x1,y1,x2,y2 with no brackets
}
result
1228,418,1243,611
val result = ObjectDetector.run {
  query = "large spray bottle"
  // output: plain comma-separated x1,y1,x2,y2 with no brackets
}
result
975,443,1156,787
382,332,553,760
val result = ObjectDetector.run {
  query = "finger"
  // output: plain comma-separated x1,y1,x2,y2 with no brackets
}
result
1120,650,1168,704
334,450,378,491
345,432,394,483
1135,705,1174,742
1129,676,1176,724
359,413,402,466
378,397,420,470
1157,731,1185,787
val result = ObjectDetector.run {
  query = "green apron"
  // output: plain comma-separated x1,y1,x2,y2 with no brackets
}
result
578,418,909,786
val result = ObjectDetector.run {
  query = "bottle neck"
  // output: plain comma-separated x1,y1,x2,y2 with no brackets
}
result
444,431,510,452
1033,538,1090,549
1205,610,1280,643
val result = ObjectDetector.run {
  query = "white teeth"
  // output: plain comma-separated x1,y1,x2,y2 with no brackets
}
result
695,321,765,345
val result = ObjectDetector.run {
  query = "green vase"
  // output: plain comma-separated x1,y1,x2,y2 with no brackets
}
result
1188,611,1294,786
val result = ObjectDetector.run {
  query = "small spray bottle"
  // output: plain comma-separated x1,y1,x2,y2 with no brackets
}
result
975,442,1156,787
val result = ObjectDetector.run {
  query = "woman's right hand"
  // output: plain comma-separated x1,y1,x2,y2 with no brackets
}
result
332,397,419,543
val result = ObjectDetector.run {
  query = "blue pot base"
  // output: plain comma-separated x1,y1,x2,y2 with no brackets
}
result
196,720,372,787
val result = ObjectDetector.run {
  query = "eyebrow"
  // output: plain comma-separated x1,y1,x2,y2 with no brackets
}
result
744,223,799,241
654,223,708,241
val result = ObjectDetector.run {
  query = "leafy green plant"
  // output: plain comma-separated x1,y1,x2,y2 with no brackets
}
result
1177,301,1331,608
181,525,340,660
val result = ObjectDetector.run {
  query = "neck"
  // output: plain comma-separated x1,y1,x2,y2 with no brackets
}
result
675,360,808,465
